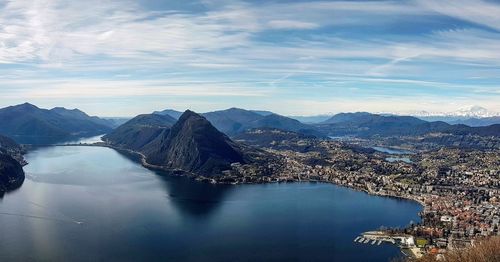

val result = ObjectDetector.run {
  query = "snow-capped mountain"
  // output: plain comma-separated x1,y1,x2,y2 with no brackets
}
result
395,106,500,118
453,106,495,118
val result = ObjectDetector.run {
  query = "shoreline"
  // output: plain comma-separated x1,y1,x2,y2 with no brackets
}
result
27,142,428,211
26,142,426,258
104,142,427,214
41,142,428,210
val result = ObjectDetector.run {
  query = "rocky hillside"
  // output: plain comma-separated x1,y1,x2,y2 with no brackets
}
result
144,110,247,176
0,134,25,193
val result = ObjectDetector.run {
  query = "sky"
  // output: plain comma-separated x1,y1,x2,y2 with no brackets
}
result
0,0,500,117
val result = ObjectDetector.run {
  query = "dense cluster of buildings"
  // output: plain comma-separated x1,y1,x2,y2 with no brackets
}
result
216,137,499,257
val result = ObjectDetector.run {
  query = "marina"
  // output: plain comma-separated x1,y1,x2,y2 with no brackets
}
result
353,231,422,258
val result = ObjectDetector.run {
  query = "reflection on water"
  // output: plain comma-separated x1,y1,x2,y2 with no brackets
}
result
0,146,422,262
157,176,233,218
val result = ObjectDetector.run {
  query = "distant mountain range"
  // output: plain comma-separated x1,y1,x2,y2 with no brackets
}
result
286,106,500,126
316,112,500,138
287,115,332,124
414,116,500,127
403,106,500,118
153,107,500,139
155,107,324,137
0,103,113,144
105,110,252,177
391,106,500,126
102,107,500,176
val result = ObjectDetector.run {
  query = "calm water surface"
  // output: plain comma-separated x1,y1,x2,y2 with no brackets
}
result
372,147,414,155
0,145,422,262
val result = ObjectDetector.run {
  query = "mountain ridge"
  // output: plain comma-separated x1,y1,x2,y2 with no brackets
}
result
144,110,247,176
0,103,113,144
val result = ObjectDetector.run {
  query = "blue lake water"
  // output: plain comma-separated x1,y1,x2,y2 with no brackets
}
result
0,146,422,261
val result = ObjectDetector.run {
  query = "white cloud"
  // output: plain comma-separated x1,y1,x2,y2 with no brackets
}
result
0,0,499,115
0,78,273,99
417,0,500,31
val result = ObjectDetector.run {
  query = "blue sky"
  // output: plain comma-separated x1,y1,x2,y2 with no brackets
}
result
0,0,499,116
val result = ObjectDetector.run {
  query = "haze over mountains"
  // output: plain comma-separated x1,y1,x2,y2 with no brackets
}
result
289,106,500,126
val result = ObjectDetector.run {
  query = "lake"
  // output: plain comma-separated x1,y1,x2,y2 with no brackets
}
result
372,147,414,155
0,145,422,262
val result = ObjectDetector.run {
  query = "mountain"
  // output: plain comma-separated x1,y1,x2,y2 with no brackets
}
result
453,116,500,127
101,117,132,128
201,108,324,137
143,110,246,176
103,114,177,151
400,105,500,119
416,116,500,127
50,107,115,128
153,109,183,119
0,103,113,144
153,107,325,137
233,128,316,151
202,108,264,135
318,112,500,138
288,114,332,124
321,112,385,124
452,105,497,118
247,113,324,137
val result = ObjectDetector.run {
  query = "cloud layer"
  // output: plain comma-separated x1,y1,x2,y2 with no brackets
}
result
0,0,499,116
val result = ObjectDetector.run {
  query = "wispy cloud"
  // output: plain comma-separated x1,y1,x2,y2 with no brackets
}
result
417,0,500,31
0,0,499,115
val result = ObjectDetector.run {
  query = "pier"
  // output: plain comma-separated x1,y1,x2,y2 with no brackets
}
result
353,231,423,258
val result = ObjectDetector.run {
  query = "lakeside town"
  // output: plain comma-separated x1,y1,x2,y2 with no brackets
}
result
200,132,500,259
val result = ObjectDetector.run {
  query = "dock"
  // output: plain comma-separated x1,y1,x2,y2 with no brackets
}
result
354,231,417,248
